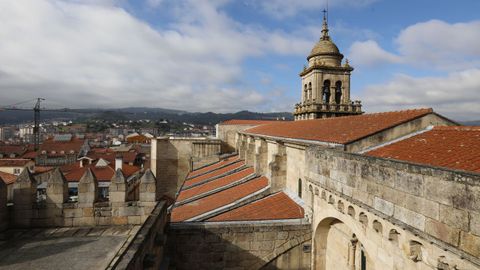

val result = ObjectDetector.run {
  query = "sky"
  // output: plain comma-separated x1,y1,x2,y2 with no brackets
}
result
0,0,479,120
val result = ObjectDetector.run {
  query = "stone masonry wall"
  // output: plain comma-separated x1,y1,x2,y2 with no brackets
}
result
0,179,7,232
169,222,312,270
151,138,222,199
306,146,480,263
9,168,158,229
112,201,169,270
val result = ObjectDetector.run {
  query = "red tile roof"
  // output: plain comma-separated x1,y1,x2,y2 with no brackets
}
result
63,162,140,182
208,192,304,222
245,108,435,144
366,126,480,173
177,167,255,202
0,171,16,185
183,161,245,188
40,137,85,156
0,159,32,167
21,151,37,159
171,176,269,222
187,155,239,178
219,119,287,125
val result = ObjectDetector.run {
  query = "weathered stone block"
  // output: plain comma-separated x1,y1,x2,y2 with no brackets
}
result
425,218,460,246
460,232,480,257
470,212,480,236
112,216,128,225
424,177,463,206
82,207,94,217
403,193,439,220
373,197,394,216
394,171,424,196
439,205,469,231
128,215,141,225
393,205,426,231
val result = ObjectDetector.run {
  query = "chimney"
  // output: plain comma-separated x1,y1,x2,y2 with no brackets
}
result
115,154,123,171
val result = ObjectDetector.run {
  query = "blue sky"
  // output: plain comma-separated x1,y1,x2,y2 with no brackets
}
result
0,0,479,120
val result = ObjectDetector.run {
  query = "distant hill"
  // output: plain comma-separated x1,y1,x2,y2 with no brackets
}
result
460,120,480,126
0,107,293,125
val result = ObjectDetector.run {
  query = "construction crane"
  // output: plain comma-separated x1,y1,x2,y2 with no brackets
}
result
0,98,88,151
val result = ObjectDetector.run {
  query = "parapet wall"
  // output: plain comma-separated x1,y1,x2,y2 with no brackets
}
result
306,146,480,261
150,137,222,199
112,201,169,270
4,167,158,230
168,221,312,270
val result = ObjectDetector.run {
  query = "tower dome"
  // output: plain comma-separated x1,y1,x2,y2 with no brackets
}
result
307,14,343,66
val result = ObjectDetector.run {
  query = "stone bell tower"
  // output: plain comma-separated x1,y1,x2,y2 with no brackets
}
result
293,12,363,121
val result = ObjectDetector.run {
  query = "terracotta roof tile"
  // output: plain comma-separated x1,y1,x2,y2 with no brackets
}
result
63,163,140,182
246,108,434,144
0,171,16,185
171,176,269,222
208,192,304,222
177,167,255,202
366,126,480,173
183,161,245,188
220,119,287,125
0,159,32,167
187,155,239,178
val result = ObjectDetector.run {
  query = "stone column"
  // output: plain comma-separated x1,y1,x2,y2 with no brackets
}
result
150,138,158,177
13,169,37,227
0,178,8,231
45,168,68,226
266,142,287,193
77,168,98,226
109,169,127,205
139,169,157,222
254,139,268,175
245,137,256,166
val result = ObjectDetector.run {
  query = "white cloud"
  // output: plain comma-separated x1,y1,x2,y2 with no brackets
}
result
349,20,480,70
362,69,480,121
396,20,480,70
349,40,402,67
251,0,379,19
0,0,313,112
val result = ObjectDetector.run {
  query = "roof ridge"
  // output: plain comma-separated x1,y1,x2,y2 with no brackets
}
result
433,126,480,131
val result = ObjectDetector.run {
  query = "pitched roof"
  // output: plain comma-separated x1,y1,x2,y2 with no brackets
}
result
63,162,140,182
171,176,268,222
0,171,16,185
245,108,435,144
208,192,304,222
365,126,480,173
187,155,239,178
177,167,255,202
219,119,286,126
40,136,85,154
183,161,245,188
0,159,32,167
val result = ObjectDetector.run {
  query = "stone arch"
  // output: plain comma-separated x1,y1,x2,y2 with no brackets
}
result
409,240,424,262
337,200,344,213
322,80,331,103
347,205,355,218
388,229,400,243
308,82,313,100
314,187,319,196
335,81,342,104
314,217,373,270
372,220,383,234
328,194,334,204
359,212,368,226
321,190,326,200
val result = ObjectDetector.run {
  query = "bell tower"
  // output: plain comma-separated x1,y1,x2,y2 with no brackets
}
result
294,12,363,121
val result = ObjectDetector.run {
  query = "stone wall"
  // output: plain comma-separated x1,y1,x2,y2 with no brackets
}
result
112,201,169,270
306,146,480,268
8,167,158,229
217,124,260,152
0,179,7,231
169,221,312,270
150,137,222,199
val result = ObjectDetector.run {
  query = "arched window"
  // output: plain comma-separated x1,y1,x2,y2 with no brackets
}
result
335,81,342,104
304,84,308,102
322,80,331,103
298,178,302,198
